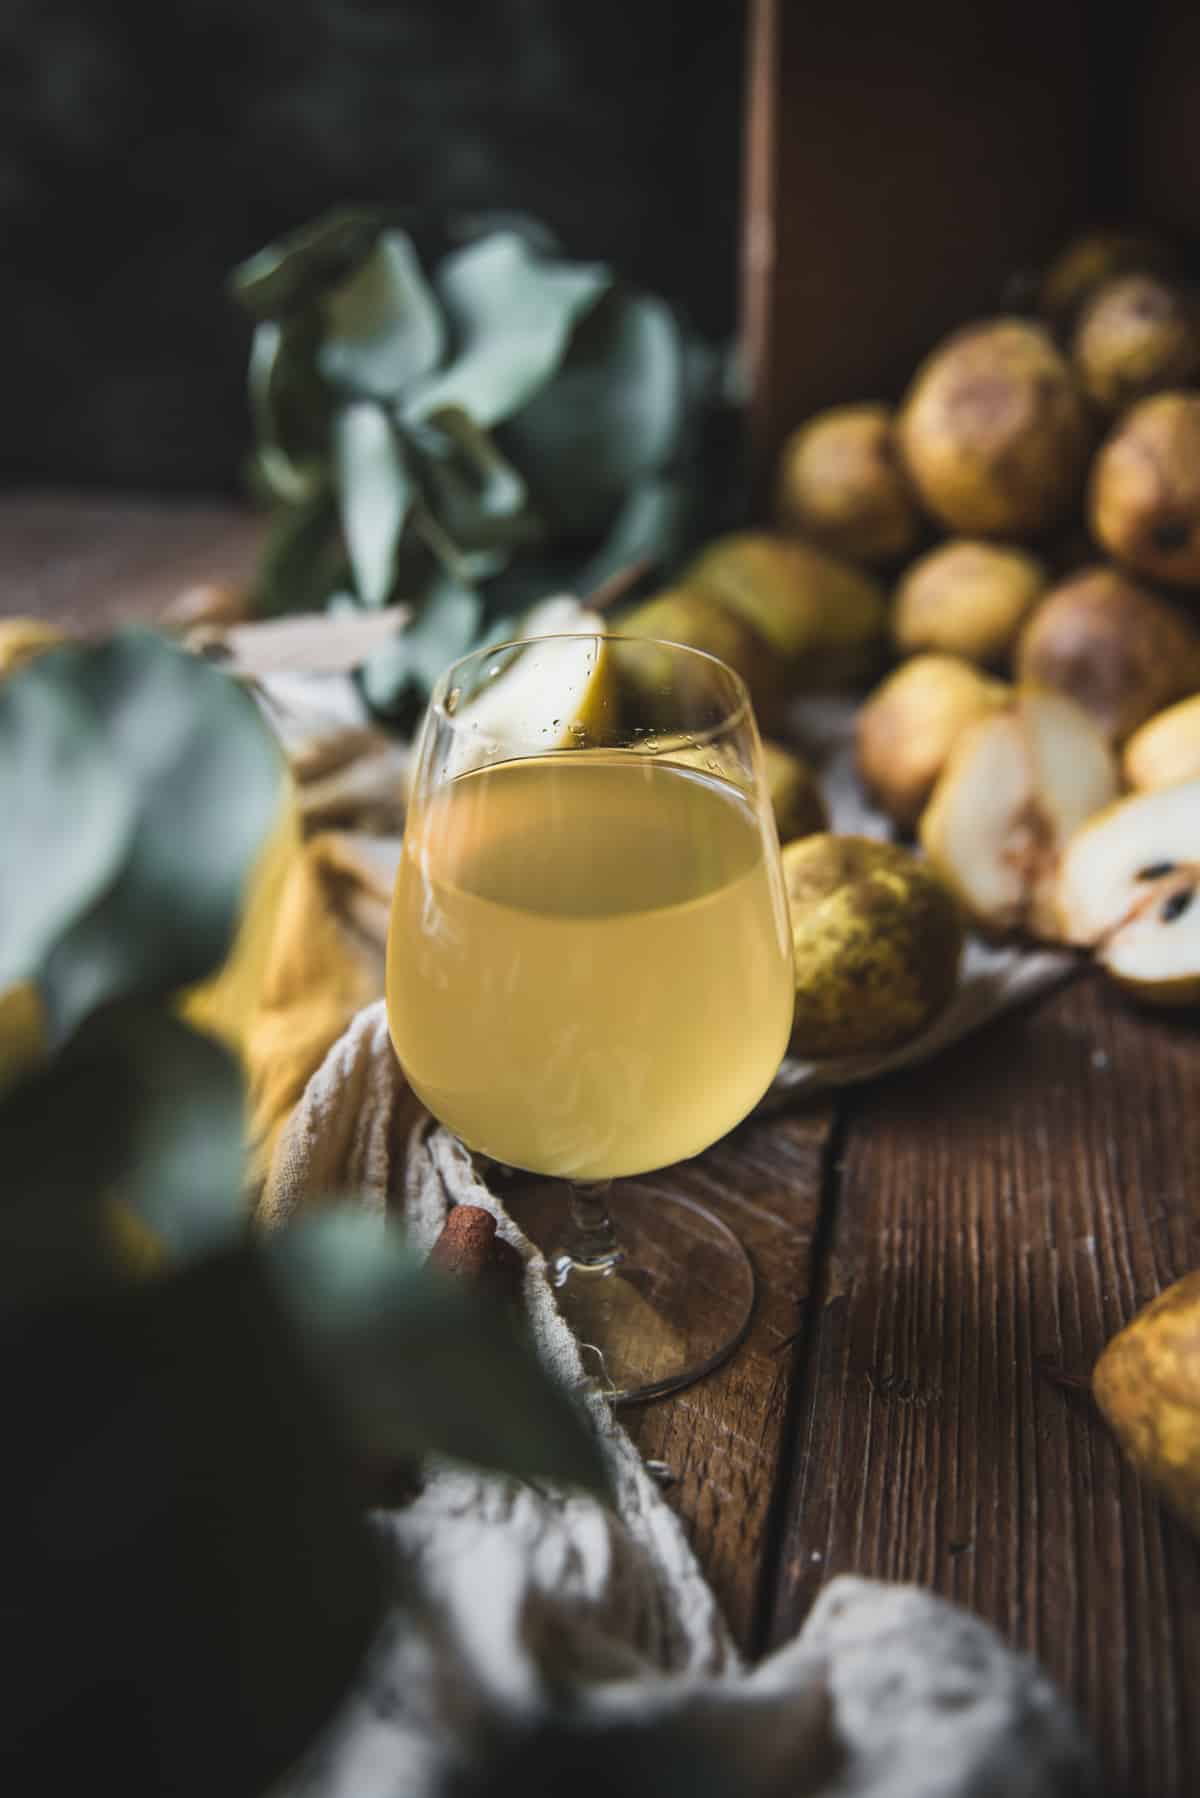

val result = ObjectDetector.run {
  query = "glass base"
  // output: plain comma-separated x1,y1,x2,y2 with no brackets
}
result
512,1182,756,1405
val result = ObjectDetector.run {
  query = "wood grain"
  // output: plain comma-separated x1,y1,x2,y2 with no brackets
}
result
764,974,1200,1796
0,490,263,630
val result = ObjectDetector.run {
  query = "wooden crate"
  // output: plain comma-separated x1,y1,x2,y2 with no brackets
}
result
741,0,1200,494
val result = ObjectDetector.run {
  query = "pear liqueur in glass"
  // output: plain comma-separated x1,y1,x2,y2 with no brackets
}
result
387,634,795,1401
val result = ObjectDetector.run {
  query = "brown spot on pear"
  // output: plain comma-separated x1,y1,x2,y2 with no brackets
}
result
892,539,1047,667
1089,391,1200,586
781,835,963,1058
1072,274,1200,413
775,403,922,566
856,654,1010,832
1094,1270,1200,1537
1016,566,1200,742
897,319,1091,538
1039,230,1174,332
920,687,1118,939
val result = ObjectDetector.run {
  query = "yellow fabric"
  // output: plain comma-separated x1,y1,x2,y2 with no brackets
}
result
0,617,392,1192
0,617,68,676
0,981,48,1088
241,830,389,1184
179,785,304,1056
0,623,64,1089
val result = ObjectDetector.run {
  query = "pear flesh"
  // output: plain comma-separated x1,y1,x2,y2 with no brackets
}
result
449,597,609,774
1057,781,1200,1004
1015,566,1200,742
920,688,1118,938
856,653,1010,832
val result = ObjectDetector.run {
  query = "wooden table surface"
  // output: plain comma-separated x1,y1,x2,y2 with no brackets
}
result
7,490,1200,1798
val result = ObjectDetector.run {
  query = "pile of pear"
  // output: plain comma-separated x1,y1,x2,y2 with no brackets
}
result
616,229,1200,1053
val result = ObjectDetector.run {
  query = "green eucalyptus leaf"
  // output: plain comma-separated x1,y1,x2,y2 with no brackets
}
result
0,1009,245,1316
360,574,482,714
572,475,696,597
0,661,135,997
500,288,687,533
247,314,332,505
333,403,411,606
39,634,286,1046
251,489,346,616
413,407,544,557
404,231,611,429
264,1209,610,1497
409,497,502,585
229,207,388,321
319,230,445,400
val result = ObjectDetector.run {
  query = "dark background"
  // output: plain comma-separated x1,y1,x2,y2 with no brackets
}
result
0,1,744,494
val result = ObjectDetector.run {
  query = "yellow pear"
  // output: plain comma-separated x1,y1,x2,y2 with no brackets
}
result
892,539,1047,666
856,654,1010,831
1016,567,1200,742
1094,1270,1200,1537
920,687,1118,939
1057,781,1200,1005
775,403,922,566
1072,274,1200,413
761,739,827,843
618,586,782,725
1039,229,1174,331
782,835,963,1057
686,531,886,688
1089,391,1200,585
897,318,1091,538
1125,695,1200,791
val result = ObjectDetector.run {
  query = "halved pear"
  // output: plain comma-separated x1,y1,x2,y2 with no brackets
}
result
449,596,611,771
1057,782,1200,1004
920,687,1118,938
856,653,1010,831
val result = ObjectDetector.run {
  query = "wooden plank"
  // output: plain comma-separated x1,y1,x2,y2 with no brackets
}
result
764,974,1200,1796
507,1102,837,1648
0,490,263,630
740,0,1096,497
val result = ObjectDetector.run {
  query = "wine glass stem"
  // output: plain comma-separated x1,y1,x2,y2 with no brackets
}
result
554,1180,623,1283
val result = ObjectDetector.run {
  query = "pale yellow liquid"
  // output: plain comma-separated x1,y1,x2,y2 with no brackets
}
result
387,753,794,1180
